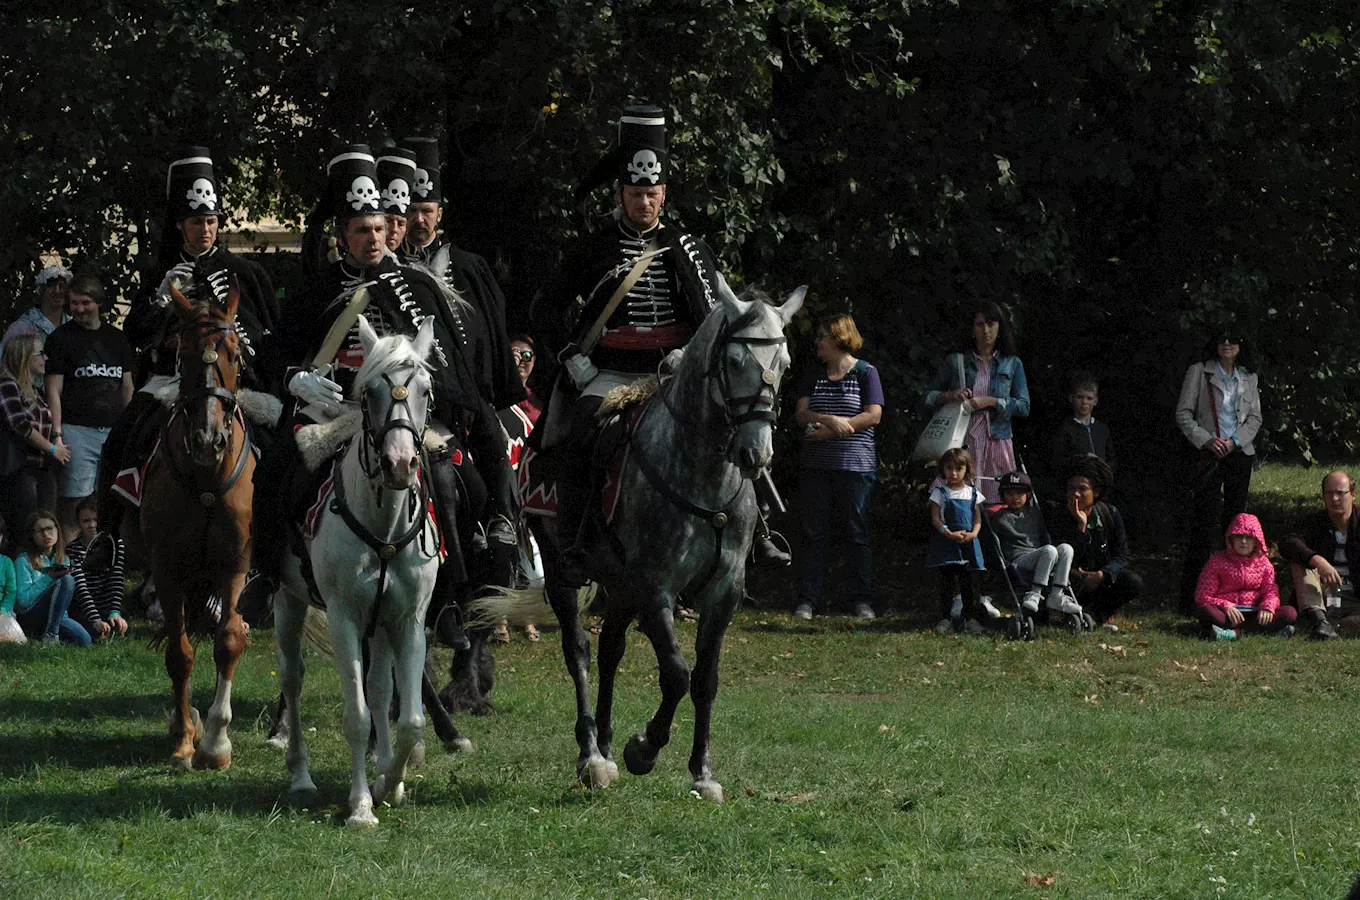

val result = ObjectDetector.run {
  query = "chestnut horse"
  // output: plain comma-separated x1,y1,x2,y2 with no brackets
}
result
140,280,254,770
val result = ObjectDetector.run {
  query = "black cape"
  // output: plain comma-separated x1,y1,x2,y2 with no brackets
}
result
401,237,526,411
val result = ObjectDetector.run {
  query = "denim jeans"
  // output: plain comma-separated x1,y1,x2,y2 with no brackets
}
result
16,574,91,646
797,468,876,611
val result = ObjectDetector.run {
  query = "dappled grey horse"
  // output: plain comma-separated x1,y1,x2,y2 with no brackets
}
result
474,282,804,802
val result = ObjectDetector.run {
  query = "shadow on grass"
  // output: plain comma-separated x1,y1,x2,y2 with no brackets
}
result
0,775,306,825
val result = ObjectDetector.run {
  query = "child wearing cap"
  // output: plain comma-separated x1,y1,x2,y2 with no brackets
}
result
991,471,1083,616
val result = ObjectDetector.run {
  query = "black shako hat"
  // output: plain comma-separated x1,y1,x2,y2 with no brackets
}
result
167,146,224,221
326,144,383,224
401,137,441,205
376,147,418,217
617,104,667,187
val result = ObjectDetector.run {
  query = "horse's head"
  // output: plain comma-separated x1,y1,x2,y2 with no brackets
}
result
170,278,242,467
353,315,434,490
713,282,806,474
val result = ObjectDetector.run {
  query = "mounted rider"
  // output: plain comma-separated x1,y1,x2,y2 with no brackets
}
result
534,105,791,588
83,146,277,572
248,145,494,617
396,136,523,572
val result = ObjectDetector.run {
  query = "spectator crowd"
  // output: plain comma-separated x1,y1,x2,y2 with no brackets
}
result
2,261,1355,648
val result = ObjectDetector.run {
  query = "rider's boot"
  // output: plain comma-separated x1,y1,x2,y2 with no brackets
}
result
238,492,285,625
750,511,792,569
555,467,594,591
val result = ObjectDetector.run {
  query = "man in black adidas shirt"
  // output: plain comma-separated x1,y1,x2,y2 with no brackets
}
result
43,275,135,534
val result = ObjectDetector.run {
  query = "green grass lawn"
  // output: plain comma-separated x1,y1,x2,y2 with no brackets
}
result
3,462,1358,897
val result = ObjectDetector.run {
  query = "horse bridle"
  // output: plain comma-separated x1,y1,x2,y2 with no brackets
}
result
356,364,430,481
164,315,249,506
659,307,788,452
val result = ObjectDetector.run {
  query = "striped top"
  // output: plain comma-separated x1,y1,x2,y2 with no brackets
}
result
797,359,884,472
68,536,126,627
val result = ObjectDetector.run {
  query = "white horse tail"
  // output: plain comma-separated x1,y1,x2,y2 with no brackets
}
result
302,607,334,657
465,585,555,629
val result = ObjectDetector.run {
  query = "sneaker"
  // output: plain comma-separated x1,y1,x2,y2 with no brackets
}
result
793,603,814,620
934,617,954,635
1310,617,1339,641
1100,621,1120,633
1211,625,1238,641
1275,625,1295,638
1021,590,1042,613
854,603,875,620
949,594,963,620
1047,591,1083,616
980,596,1002,619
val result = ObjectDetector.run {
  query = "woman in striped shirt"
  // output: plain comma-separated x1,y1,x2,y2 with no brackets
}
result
793,314,884,620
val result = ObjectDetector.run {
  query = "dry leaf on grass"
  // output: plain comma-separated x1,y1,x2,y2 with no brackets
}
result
1259,684,1272,691
1134,640,1150,648
877,724,895,733
1098,643,1127,657
1023,871,1057,887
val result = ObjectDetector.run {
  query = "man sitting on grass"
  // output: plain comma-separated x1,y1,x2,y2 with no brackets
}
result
1281,470,1360,641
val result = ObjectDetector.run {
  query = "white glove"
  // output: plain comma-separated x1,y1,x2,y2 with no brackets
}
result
154,262,196,308
288,365,344,415
563,353,599,391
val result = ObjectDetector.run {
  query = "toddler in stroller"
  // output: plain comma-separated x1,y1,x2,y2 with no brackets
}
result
986,470,1091,630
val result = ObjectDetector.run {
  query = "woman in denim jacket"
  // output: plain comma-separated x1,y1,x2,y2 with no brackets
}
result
920,302,1030,503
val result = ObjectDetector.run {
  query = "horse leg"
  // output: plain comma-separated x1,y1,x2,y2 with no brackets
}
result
374,621,427,807
194,570,248,770
330,616,378,826
688,591,739,803
548,581,608,787
624,601,690,778
160,586,199,770
266,692,289,749
273,588,316,799
593,610,631,785
367,630,397,780
422,668,473,754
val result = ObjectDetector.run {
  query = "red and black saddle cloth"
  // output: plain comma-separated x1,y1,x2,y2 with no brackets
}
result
520,398,649,527
300,461,445,563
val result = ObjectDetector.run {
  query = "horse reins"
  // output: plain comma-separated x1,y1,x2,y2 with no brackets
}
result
631,308,785,594
328,363,438,638
164,316,251,507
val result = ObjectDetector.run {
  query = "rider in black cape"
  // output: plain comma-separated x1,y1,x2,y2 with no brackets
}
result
83,146,277,574
532,104,791,588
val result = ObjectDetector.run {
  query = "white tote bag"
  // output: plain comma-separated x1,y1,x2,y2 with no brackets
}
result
911,354,972,462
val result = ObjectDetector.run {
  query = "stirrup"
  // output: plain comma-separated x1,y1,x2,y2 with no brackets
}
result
487,514,517,547
751,529,792,569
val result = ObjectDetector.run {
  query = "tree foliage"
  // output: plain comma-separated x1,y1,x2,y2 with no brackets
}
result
1,0,1355,458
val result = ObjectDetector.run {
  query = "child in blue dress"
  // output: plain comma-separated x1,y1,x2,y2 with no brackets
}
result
927,448,986,634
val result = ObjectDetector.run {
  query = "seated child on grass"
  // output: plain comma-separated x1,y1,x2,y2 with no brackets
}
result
927,448,986,634
1195,512,1297,640
991,471,1083,617
68,496,127,639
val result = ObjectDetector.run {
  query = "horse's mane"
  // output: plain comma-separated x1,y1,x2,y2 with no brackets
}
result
351,330,432,400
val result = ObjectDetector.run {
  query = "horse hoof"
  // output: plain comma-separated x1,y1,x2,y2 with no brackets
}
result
578,757,615,789
346,810,379,828
169,755,193,773
192,751,231,771
264,734,288,751
407,741,426,769
606,758,620,781
289,788,319,808
443,737,475,755
623,733,657,777
691,779,725,804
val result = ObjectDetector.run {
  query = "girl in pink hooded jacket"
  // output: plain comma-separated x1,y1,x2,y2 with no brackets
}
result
1195,512,1298,639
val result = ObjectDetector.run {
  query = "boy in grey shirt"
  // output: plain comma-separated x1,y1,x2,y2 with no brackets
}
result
992,471,1082,615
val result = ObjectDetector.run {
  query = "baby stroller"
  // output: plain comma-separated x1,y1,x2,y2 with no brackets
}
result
979,477,1094,638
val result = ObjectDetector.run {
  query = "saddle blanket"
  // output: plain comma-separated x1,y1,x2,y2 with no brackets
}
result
521,404,641,524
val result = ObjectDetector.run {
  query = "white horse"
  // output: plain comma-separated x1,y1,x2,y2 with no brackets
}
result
273,316,442,827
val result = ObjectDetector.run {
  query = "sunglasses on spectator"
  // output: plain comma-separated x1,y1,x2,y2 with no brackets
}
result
1216,336,1240,345
514,349,535,363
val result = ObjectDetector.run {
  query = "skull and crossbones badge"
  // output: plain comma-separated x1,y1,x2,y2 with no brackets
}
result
412,168,433,198
346,176,379,211
625,149,662,185
186,178,218,211
381,179,411,214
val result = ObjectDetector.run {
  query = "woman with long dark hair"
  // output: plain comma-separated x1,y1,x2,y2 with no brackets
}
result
0,334,70,536
920,301,1030,503
1174,328,1263,610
